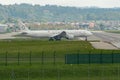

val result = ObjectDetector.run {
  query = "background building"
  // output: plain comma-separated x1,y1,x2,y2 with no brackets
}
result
0,24,8,33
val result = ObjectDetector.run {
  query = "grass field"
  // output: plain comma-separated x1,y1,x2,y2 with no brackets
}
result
0,40,120,80
0,40,93,54
1,64,120,80
106,30,120,34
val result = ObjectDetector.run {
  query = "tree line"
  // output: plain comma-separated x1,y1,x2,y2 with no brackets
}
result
0,3,120,23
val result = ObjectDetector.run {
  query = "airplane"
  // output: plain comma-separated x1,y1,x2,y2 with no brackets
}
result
18,22,93,41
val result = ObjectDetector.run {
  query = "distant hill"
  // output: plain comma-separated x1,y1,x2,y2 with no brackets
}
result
0,4,120,23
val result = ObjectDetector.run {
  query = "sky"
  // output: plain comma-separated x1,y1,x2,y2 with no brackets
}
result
0,0,120,8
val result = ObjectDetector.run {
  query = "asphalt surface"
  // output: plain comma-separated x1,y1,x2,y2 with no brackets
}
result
90,42,117,50
0,32,17,39
90,31,120,49
92,31,120,42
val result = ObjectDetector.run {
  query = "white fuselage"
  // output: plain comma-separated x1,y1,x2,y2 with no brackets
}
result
21,30,92,38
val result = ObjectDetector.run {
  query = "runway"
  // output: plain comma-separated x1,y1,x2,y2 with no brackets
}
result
0,32,22,39
92,31,120,42
90,31,120,49
0,32,16,39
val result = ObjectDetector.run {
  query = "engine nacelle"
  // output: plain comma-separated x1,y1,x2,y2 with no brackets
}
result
66,34,74,39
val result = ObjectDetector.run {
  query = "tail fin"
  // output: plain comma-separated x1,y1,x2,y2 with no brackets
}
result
17,20,30,31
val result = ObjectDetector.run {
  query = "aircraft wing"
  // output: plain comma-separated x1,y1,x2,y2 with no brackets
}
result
50,31,67,40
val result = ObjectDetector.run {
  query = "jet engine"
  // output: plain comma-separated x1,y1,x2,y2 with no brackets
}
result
66,34,74,39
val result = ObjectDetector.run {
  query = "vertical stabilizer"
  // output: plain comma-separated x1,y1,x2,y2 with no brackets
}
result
18,20,30,31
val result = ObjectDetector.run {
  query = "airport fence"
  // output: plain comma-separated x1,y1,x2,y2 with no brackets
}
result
0,51,120,66
65,53,120,64
0,51,64,66
1,51,120,79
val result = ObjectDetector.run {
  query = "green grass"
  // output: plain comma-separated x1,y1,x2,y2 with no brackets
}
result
0,40,119,54
0,40,93,54
0,64,120,80
105,30,120,34
0,40,120,80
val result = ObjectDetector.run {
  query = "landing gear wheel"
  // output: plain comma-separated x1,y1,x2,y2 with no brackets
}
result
49,37,54,41
85,36,87,41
